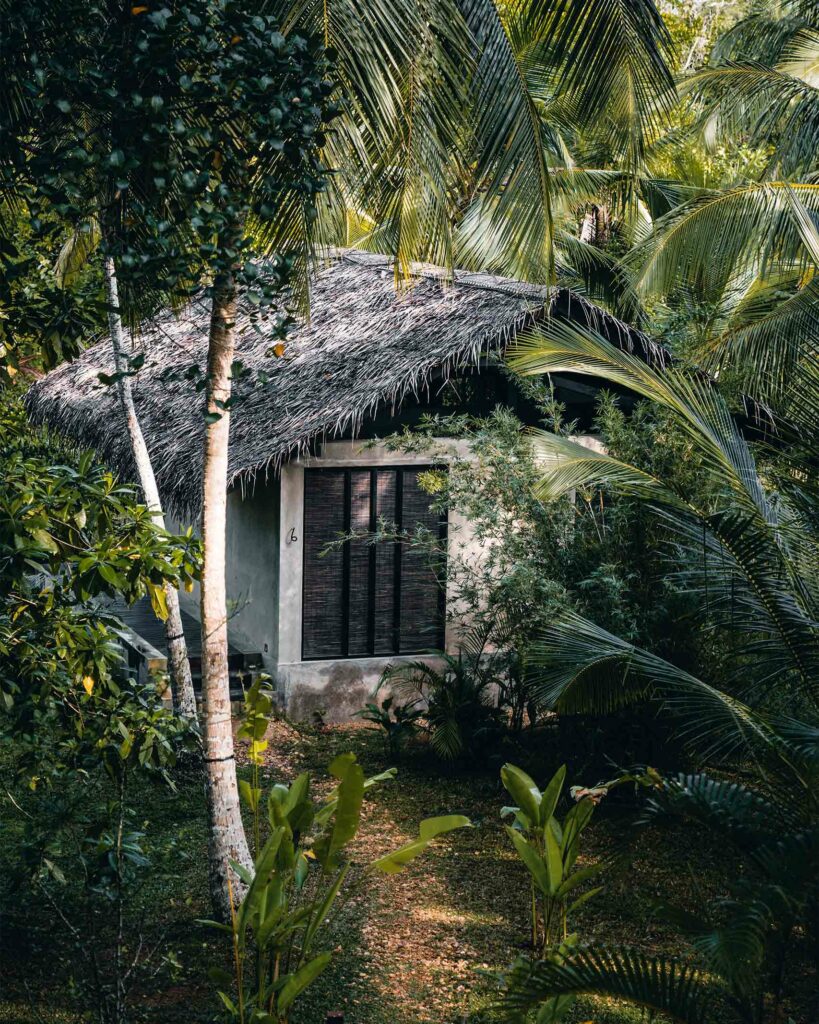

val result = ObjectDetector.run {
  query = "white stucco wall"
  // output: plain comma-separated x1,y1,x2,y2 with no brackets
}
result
166,481,280,677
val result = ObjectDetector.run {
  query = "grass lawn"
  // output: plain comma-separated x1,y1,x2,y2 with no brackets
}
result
0,718,791,1024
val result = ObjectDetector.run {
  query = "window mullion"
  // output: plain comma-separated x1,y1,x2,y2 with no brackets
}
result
341,469,351,658
367,469,377,656
392,470,403,655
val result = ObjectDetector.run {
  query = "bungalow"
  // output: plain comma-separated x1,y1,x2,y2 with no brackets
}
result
25,250,664,719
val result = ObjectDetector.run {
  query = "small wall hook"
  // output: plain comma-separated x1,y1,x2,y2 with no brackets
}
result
287,527,298,543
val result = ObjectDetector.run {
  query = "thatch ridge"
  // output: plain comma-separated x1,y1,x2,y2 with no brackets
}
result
25,250,660,521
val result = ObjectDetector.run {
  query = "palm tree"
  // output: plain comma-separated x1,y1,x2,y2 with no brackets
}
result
500,314,819,1022
624,0,819,405
509,319,819,738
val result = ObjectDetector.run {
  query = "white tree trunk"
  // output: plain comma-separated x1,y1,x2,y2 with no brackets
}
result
201,265,252,919
103,256,198,722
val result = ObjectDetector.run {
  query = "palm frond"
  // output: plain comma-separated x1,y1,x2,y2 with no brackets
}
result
534,0,675,168
511,319,771,518
509,319,819,698
695,275,819,400
502,945,715,1024
454,0,556,282
530,611,780,762
653,898,770,998
639,772,794,839
527,429,680,506
554,230,645,322
711,7,812,68
632,182,819,298
683,62,819,178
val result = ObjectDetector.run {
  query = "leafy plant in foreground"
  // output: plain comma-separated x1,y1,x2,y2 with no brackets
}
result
501,763,603,957
501,767,819,1024
497,763,606,1023
206,752,470,1023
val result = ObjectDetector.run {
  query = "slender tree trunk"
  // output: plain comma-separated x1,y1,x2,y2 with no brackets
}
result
103,255,198,722
201,257,253,920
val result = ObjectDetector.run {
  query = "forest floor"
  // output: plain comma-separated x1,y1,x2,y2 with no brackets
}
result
0,719,811,1024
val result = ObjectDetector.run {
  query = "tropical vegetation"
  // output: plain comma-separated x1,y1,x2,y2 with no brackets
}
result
1,0,818,1022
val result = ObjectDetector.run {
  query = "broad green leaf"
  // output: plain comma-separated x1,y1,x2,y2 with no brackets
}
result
30,528,59,554
147,581,168,621
501,763,542,827
538,765,566,830
372,815,471,874
555,861,606,899
561,799,595,867
501,805,532,831
303,863,350,950
216,990,238,1014
236,827,285,942
276,952,332,1014
364,767,398,790
238,778,262,813
419,815,471,841
567,885,603,916
535,993,576,1024
229,859,254,887
506,827,550,894
543,827,563,894
315,765,398,828
312,754,364,869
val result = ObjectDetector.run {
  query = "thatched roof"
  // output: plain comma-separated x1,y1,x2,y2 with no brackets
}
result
25,249,664,521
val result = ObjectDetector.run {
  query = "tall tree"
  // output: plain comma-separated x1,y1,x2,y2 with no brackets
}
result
101,254,198,720
1,0,200,719
177,9,337,915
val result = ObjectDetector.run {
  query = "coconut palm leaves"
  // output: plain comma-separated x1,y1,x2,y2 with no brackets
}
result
502,768,819,1024
529,611,785,761
685,5,819,179
630,4,819,401
280,0,675,284
502,946,715,1024
282,0,471,280
508,319,819,752
455,0,675,280
633,181,819,298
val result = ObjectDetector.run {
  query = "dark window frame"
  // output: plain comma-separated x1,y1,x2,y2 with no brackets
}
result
300,465,447,661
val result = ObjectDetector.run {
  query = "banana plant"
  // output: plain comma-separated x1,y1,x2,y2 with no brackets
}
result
498,763,607,1024
499,767,819,1024
204,752,470,1023
501,763,604,960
